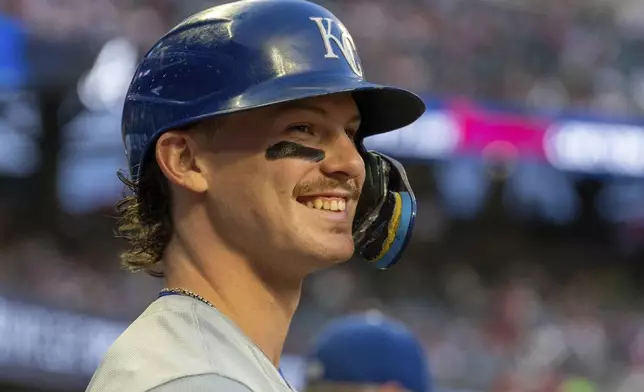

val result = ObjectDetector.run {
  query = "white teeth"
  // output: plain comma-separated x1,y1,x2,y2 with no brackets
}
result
304,198,347,212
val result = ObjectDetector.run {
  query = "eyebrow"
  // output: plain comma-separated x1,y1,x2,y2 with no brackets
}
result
273,101,362,124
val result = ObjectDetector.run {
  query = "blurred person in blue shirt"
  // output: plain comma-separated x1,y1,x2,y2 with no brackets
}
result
304,311,433,392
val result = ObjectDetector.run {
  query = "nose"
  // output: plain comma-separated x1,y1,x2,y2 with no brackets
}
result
319,133,364,182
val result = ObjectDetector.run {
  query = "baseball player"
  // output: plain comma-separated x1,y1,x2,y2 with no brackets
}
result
86,0,425,391
305,312,432,392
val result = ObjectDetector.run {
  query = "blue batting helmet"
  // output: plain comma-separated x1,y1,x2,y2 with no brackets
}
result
121,0,425,269
307,312,432,392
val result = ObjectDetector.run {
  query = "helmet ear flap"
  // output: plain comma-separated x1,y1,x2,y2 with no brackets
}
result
353,145,417,269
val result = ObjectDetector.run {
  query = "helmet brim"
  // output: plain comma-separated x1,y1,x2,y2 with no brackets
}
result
160,71,426,138
134,72,425,180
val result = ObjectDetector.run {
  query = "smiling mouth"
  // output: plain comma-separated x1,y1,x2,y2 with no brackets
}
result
296,196,347,212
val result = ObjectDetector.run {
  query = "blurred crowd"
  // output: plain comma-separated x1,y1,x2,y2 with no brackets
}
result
5,0,644,116
2,0,644,391
330,0,644,118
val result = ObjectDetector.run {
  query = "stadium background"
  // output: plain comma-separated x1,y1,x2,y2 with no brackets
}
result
1,0,644,391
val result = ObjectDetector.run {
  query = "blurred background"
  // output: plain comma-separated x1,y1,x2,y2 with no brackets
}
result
1,0,644,391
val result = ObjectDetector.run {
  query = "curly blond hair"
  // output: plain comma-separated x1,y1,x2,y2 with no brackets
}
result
114,160,172,277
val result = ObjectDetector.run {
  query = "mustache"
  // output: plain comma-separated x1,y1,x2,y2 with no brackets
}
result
293,178,361,201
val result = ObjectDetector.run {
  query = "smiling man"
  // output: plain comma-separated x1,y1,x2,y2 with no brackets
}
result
86,1,425,391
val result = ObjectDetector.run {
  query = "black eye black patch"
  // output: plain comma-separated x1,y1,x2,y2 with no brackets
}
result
265,141,325,162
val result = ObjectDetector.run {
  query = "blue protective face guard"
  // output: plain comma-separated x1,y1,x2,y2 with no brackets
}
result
352,145,417,269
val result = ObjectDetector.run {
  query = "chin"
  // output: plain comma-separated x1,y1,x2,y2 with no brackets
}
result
307,241,355,268
323,251,353,265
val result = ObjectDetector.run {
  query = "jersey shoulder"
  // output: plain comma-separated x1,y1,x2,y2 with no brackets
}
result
85,296,282,392
147,373,255,392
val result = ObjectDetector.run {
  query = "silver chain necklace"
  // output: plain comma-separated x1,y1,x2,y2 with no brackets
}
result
159,287,216,309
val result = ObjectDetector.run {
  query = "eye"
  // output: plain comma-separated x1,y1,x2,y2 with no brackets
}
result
287,124,315,135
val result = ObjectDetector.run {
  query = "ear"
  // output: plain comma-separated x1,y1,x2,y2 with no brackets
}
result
155,131,209,193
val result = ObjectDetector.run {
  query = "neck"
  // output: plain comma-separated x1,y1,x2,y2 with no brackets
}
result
163,235,303,366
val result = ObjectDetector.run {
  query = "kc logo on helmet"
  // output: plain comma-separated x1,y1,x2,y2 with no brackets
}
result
309,17,363,78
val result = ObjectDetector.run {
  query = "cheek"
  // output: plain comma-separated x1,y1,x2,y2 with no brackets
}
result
266,161,302,201
210,158,297,218
207,151,308,223
206,157,267,219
